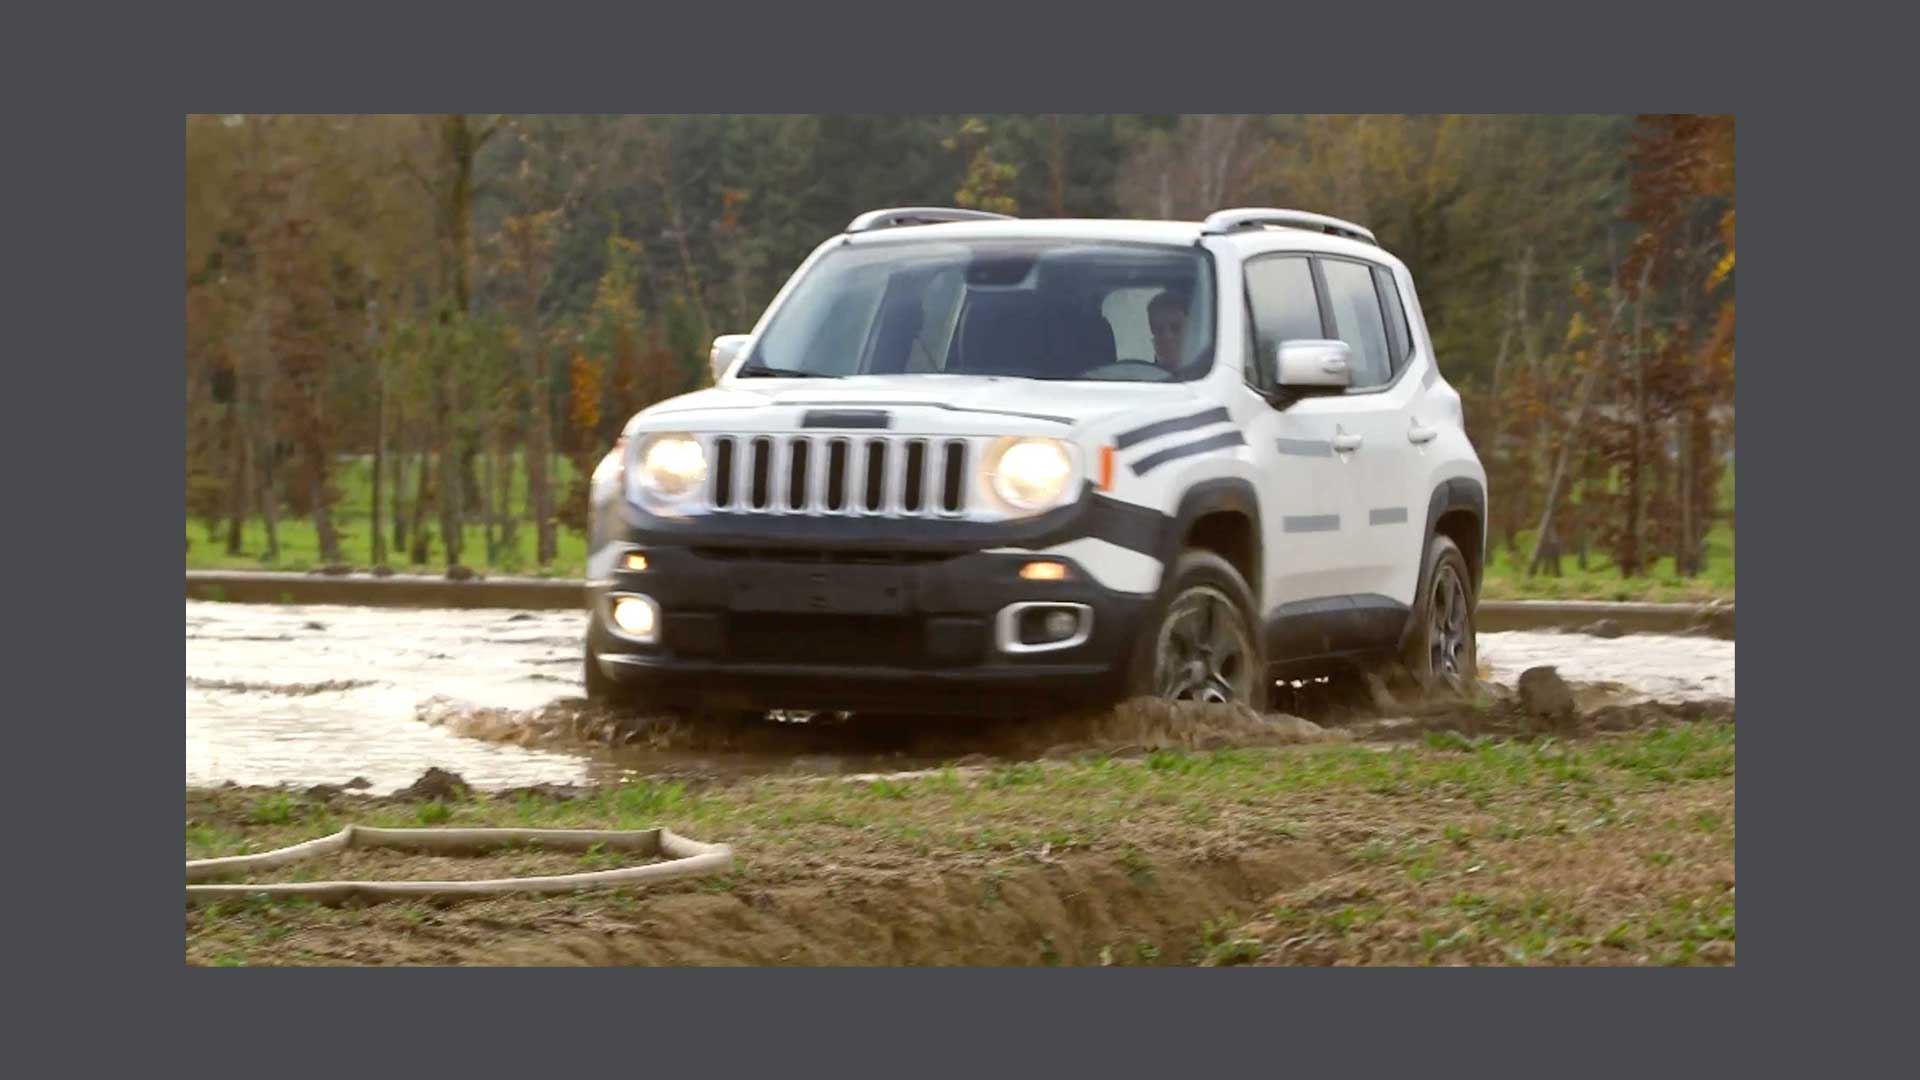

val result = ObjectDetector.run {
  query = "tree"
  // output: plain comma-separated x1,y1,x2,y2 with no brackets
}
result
945,117,1019,215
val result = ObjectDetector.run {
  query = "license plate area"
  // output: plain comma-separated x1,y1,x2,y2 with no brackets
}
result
728,564,909,615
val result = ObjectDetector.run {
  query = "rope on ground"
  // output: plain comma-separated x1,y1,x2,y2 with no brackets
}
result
186,825,733,906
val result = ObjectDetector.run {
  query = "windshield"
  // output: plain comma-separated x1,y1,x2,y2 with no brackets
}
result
742,238,1216,382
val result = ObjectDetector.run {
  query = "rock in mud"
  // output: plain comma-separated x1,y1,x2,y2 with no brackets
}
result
303,620,328,631
1517,666,1577,722
445,565,481,581
316,563,355,577
395,767,469,802
506,612,536,622
305,783,344,801
344,776,372,790
1582,618,1625,639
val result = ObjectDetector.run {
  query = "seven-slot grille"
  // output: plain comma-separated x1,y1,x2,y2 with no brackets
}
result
705,434,972,517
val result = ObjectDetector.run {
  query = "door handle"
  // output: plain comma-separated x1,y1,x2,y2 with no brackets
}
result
1332,432,1363,453
1408,424,1438,445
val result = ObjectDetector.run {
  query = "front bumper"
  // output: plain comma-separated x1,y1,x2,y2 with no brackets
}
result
588,544,1152,715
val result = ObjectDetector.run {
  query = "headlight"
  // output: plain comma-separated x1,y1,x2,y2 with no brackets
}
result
985,437,1074,513
633,433,707,501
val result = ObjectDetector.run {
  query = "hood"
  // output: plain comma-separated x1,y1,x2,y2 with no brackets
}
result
628,374,1205,436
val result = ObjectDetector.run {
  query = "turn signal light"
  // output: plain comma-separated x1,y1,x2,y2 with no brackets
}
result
623,552,650,572
1020,561,1068,582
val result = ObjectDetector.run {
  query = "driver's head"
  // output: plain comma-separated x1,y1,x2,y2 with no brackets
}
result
1149,290,1190,370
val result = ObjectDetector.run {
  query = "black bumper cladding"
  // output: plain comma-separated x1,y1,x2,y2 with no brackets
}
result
589,545,1152,716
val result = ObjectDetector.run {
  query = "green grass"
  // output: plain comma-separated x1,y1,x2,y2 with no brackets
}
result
187,452,590,576
186,719,1735,967
1480,467,1735,602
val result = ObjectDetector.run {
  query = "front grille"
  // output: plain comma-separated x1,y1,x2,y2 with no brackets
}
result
726,614,931,666
707,434,971,517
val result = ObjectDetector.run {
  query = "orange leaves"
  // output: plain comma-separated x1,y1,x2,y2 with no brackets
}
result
569,352,602,435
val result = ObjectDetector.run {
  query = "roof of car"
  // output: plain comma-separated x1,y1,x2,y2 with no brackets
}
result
840,217,1398,265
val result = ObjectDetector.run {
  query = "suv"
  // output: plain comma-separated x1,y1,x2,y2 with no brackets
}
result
584,207,1486,717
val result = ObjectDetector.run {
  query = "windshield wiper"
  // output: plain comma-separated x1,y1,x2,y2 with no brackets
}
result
735,361,842,379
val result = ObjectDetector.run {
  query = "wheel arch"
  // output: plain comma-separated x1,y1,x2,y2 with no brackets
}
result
1399,476,1486,650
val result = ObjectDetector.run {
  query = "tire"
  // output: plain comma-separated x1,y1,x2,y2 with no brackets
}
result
1127,550,1269,712
1399,534,1478,693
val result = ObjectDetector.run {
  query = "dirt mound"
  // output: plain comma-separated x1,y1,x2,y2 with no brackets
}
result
241,844,1340,967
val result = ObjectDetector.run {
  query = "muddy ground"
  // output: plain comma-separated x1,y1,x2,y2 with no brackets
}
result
187,601,1734,966
187,600,1734,792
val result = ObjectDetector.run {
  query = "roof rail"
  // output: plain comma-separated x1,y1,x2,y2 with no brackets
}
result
1200,208,1377,244
845,207,1016,233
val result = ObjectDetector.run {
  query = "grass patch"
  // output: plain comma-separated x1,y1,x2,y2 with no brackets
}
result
187,720,1735,967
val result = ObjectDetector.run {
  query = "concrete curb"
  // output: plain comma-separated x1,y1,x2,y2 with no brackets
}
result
186,570,1734,639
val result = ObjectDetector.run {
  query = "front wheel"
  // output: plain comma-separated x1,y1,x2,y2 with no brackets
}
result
1128,550,1268,712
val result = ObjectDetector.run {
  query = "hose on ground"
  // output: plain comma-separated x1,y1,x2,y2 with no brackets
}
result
186,825,732,906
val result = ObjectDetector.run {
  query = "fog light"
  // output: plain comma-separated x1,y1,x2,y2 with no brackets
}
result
623,552,649,572
1019,560,1067,581
995,601,1093,654
610,595,658,639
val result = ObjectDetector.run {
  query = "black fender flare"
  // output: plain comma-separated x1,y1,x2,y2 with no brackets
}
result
1156,477,1264,606
1400,476,1486,648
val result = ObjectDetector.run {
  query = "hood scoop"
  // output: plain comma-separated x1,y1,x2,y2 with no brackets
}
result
801,408,892,429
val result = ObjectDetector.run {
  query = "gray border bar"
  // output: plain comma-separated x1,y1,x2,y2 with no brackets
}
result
1282,514,1341,533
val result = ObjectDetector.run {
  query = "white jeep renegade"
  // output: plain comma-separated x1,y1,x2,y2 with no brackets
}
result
585,207,1487,717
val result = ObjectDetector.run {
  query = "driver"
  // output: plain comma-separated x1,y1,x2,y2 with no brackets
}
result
1148,290,1191,374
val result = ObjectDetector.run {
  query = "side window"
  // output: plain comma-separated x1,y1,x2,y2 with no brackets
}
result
1373,265,1412,373
1320,259,1393,389
1243,257,1323,386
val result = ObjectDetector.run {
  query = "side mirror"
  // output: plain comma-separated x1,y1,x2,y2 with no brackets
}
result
710,334,751,382
1275,339,1353,390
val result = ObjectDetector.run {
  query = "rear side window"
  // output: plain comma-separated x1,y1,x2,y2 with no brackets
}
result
1243,257,1324,386
1373,266,1412,373
1320,259,1393,388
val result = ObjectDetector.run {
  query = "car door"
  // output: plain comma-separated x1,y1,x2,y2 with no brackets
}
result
1311,256,1426,614
1239,254,1373,616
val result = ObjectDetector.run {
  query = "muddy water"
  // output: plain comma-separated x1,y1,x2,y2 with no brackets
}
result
186,601,1734,794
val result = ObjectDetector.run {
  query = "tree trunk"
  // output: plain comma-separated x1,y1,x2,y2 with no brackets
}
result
391,423,409,555
526,318,556,567
408,450,433,564
495,438,517,561
1676,408,1693,576
259,442,281,563
482,444,498,563
307,400,341,564
225,400,247,555
372,359,387,567
1525,362,1603,577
